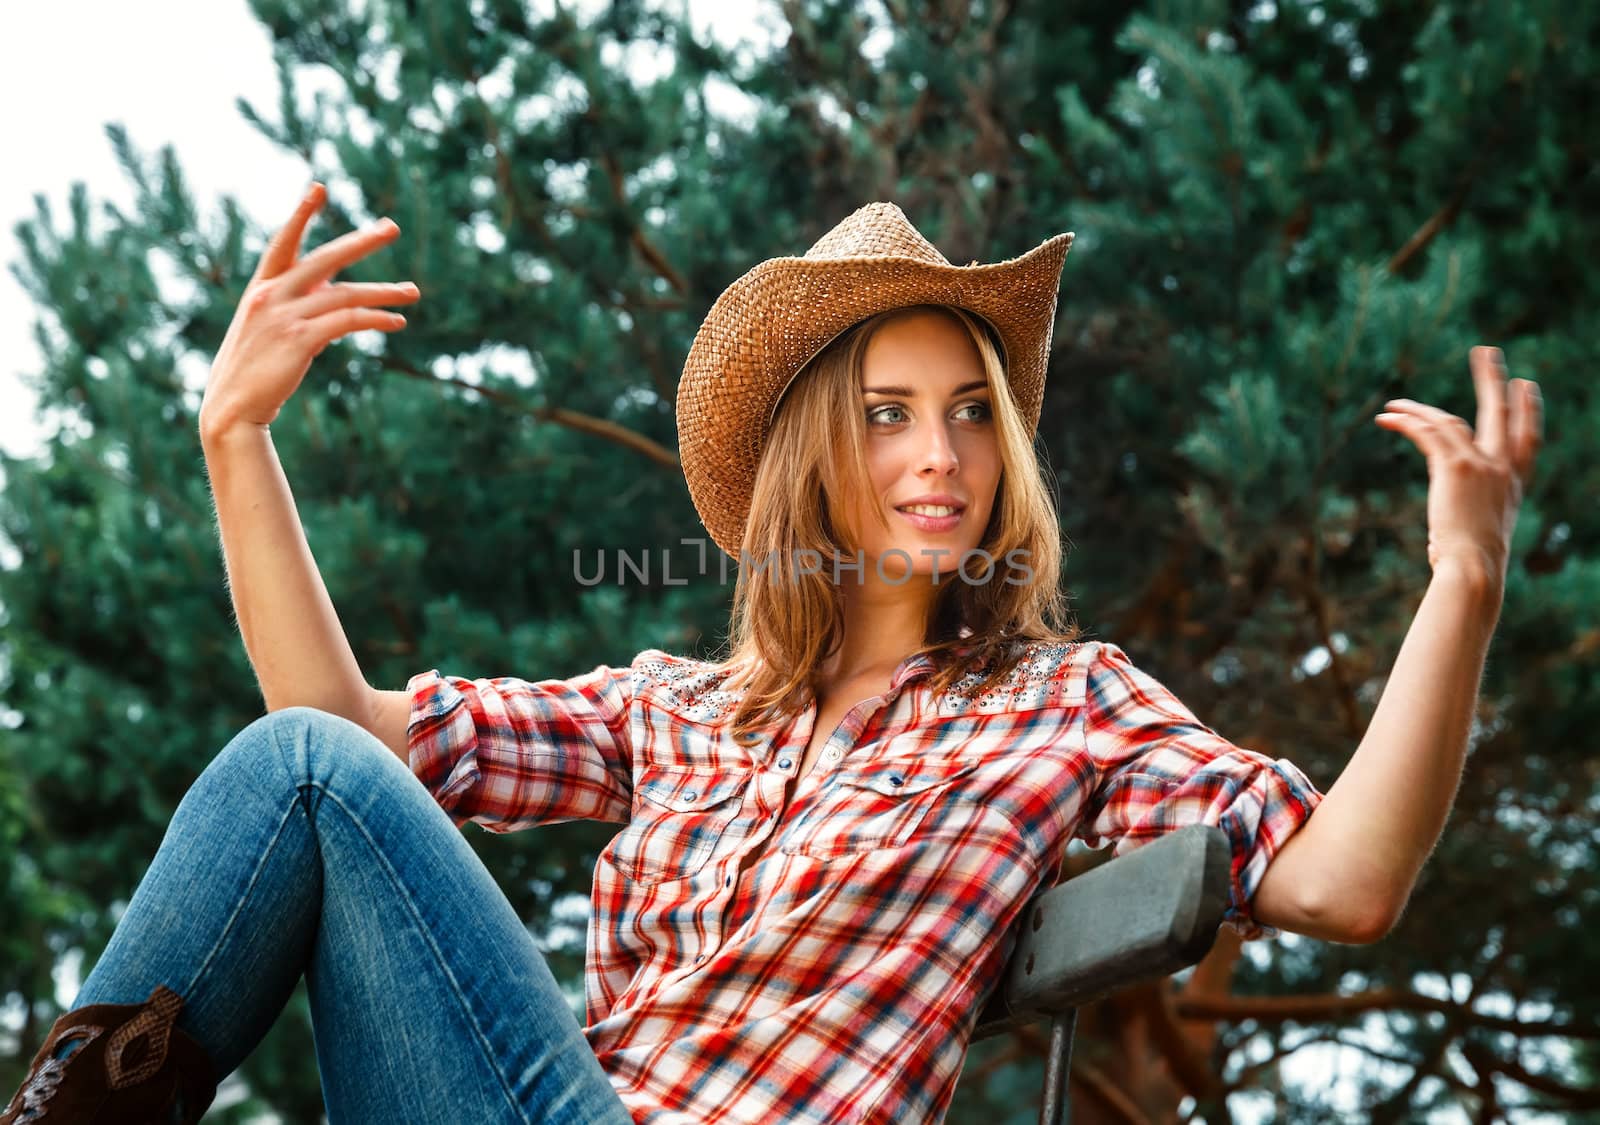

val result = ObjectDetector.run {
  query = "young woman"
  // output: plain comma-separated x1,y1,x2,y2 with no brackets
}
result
4,191,1539,1124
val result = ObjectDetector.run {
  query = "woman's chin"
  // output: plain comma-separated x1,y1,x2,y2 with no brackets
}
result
854,539,984,582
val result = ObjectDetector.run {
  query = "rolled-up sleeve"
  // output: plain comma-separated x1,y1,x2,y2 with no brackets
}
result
1075,643,1324,940
406,662,636,833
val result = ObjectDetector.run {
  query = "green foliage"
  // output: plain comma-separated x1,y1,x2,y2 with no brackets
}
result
2,0,1596,1120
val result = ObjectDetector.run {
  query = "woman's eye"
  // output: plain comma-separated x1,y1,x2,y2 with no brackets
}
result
868,402,990,426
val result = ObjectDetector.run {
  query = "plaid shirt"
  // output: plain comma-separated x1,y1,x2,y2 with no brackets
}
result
406,639,1323,1124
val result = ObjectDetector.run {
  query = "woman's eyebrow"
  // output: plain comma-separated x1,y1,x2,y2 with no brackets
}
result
862,379,989,397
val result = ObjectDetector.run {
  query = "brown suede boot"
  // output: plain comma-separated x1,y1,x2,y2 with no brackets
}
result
2,983,217,1124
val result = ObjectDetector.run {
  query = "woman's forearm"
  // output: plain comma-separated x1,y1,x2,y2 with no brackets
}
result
1252,556,1502,942
199,416,377,727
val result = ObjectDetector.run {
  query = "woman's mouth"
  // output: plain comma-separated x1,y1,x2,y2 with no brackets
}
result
894,503,964,532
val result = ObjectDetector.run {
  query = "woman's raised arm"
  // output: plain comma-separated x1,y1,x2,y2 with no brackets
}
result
198,183,420,751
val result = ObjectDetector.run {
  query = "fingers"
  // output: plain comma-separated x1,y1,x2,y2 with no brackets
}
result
253,182,326,283
288,280,422,320
1510,378,1544,488
1376,397,1476,468
1377,346,1545,495
303,306,411,348
1470,346,1509,460
279,216,403,296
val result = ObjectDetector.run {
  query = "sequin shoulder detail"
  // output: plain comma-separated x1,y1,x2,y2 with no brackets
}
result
936,639,1096,716
631,648,748,724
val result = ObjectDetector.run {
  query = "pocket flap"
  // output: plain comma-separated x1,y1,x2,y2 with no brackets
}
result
834,758,978,798
635,764,744,813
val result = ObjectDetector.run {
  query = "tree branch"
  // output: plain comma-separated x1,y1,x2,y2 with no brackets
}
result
383,358,680,470
1330,1032,1483,1112
472,88,681,402
1012,1023,1155,1125
1127,981,1227,1106
1226,1028,1341,1088
1460,1040,1600,1111
1176,989,1600,1041
1385,124,1509,276
1297,530,1365,740
597,151,689,296
1386,177,1474,276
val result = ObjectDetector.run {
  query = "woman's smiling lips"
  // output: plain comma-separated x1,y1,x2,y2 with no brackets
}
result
894,498,965,532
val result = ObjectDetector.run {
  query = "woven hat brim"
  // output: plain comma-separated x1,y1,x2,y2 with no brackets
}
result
677,230,1075,559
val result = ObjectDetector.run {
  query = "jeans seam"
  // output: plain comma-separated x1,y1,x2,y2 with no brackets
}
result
308,781,533,1123
183,798,302,1004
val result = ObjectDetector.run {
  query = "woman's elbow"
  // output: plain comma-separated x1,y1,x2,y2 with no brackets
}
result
1254,873,1402,944
1295,883,1404,945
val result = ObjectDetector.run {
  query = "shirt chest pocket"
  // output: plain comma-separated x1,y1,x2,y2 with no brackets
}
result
779,757,979,861
604,765,747,885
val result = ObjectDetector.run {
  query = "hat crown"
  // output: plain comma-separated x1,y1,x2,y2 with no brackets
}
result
802,202,951,266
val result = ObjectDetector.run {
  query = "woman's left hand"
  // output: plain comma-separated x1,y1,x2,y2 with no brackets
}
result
1373,345,1543,591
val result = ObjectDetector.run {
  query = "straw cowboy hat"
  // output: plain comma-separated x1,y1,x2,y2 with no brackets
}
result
675,201,1075,559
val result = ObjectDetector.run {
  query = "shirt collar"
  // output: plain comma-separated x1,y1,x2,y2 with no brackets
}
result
888,641,985,694
889,652,937,692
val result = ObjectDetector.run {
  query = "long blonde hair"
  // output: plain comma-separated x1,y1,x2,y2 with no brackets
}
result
711,303,1083,745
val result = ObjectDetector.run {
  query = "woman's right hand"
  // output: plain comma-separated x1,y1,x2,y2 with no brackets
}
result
199,182,422,435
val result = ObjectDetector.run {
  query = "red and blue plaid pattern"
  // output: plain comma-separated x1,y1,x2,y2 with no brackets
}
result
407,640,1323,1123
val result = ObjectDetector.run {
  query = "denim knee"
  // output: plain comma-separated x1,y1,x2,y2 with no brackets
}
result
210,706,403,806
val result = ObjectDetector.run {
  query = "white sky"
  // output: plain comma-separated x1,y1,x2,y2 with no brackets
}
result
0,2,300,460
0,0,775,463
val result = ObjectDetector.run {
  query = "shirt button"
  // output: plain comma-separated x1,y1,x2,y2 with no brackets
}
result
778,757,793,770
725,875,733,887
889,775,904,787
683,790,697,801
695,953,705,962
823,747,842,762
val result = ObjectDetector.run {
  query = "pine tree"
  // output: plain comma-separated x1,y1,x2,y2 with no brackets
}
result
2,1,1594,1119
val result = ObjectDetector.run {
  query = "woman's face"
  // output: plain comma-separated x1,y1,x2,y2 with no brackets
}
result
839,308,1002,581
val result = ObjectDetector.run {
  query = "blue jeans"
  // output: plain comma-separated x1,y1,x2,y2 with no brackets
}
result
72,707,633,1124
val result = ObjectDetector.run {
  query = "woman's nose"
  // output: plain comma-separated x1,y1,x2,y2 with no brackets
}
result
918,423,960,474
